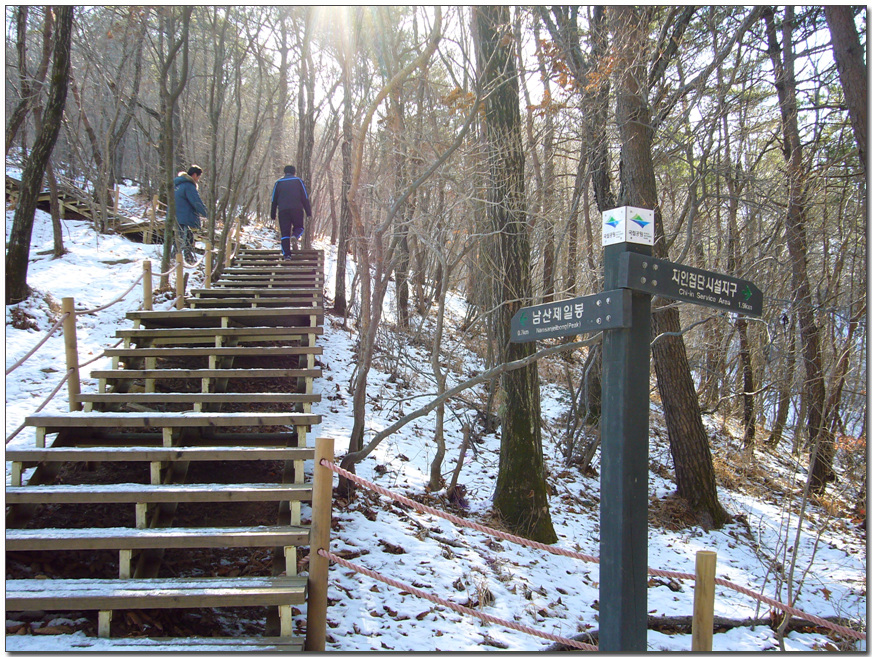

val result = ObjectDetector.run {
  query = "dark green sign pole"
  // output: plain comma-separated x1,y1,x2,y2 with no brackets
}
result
507,206,761,651
599,208,653,652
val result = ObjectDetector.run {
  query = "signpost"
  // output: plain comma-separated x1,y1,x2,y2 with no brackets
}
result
618,252,763,317
509,206,764,652
510,289,631,343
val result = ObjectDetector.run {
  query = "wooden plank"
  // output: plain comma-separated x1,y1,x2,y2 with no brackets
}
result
25,411,322,428
116,327,323,338
193,286,322,294
6,526,310,551
5,575,307,611
6,446,315,463
77,393,321,404
4,635,305,651
187,299,320,309
42,432,301,449
90,368,322,380
125,307,324,329
102,345,322,358
5,482,313,504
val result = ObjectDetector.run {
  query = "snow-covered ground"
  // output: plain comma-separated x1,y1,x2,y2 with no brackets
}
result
5,191,866,651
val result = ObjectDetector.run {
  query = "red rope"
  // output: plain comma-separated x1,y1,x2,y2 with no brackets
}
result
321,549,597,651
322,460,867,642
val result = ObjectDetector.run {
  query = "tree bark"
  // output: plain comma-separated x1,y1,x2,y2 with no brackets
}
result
157,7,192,283
6,6,74,305
763,7,831,494
824,6,866,173
296,6,316,249
611,5,729,528
476,5,557,544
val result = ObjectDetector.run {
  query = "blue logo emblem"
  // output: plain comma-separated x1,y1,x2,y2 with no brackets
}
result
630,214,650,228
605,216,621,229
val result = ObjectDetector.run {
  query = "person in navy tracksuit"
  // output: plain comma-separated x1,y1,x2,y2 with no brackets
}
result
270,165,312,260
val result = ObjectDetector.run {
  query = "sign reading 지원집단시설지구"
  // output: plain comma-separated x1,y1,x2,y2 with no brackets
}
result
509,290,631,343
618,251,763,317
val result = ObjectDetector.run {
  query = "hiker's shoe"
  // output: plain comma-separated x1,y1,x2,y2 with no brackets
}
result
283,254,292,261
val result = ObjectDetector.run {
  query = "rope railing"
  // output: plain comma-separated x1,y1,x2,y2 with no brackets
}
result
322,460,866,643
321,548,597,651
5,368,72,445
75,271,146,316
5,314,68,375
5,337,125,446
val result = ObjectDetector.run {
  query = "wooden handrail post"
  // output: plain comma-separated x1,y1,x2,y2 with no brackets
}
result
142,260,153,311
204,241,212,289
691,550,717,651
305,437,334,652
175,252,185,310
61,297,82,411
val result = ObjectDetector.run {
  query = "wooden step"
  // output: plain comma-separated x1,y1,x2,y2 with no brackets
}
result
31,432,304,449
219,271,324,278
91,368,321,380
25,411,321,429
213,281,322,289
7,445,314,464
187,298,320,309
5,574,307,611
116,326,322,341
77,392,321,407
6,482,312,504
4,635,305,651
125,307,324,329
191,287,323,298
102,345,322,358
6,525,309,551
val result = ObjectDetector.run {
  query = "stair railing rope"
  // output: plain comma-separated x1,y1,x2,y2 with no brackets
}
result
5,314,68,375
320,548,597,651
5,337,125,446
74,270,146,316
322,460,866,642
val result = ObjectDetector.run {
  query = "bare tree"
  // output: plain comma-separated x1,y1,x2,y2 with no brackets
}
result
475,5,557,543
6,6,74,305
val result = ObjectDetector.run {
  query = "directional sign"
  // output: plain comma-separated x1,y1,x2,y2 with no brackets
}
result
618,252,763,317
510,289,632,343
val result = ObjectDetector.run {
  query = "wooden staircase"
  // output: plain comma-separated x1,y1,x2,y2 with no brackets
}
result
6,248,325,650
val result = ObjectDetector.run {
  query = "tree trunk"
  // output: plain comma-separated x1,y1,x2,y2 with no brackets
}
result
767,315,796,449
157,8,192,284
296,7,316,249
612,5,729,528
5,7,53,157
763,7,831,494
6,6,73,305
333,13,357,318
476,5,557,544
824,6,866,173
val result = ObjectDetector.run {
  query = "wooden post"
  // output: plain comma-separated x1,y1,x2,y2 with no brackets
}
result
175,252,185,310
691,550,717,651
147,194,158,245
114,184,120,212
204,241,212,289
61,297,82,411
305,437,334,652
142,260,153,311
225,227,233,267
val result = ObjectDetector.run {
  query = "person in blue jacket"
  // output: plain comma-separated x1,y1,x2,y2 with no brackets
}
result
270,165,312,260
173,165,208,264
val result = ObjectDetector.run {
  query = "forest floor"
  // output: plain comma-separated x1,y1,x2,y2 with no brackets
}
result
4,186,867,651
